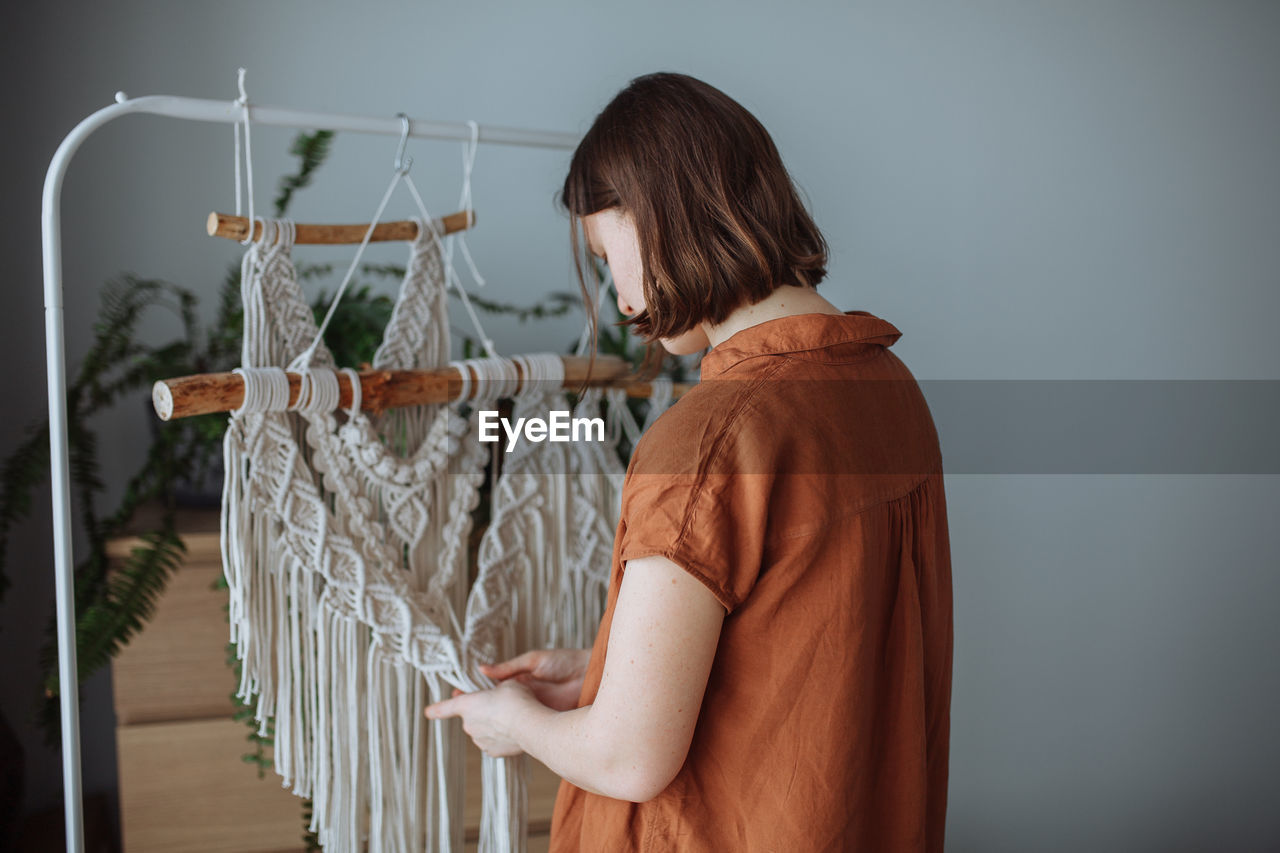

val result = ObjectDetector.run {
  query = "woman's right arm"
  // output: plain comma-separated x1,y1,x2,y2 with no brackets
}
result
427,555,724,801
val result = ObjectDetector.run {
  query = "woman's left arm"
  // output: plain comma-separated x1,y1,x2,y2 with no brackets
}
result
424,554,725,802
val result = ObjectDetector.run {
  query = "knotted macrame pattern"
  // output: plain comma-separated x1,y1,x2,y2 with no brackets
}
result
224,217,512,852
222,217,673,852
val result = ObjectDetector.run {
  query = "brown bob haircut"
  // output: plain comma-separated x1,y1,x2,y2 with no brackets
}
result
560,72,829,374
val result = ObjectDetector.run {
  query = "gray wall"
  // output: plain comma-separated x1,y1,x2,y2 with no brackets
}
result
3,1,1277,849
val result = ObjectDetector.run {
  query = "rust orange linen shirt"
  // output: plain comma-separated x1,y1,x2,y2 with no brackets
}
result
549,310,953,852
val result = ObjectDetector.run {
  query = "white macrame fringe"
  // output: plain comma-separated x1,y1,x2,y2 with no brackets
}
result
221,216,675,851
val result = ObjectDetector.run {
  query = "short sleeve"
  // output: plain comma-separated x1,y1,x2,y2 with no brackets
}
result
615,390,775,614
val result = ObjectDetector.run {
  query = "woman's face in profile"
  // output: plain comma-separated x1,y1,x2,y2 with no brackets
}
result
581,208,710,356
582,207,645,317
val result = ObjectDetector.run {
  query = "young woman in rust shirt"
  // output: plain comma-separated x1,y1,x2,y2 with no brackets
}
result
427,72,953,852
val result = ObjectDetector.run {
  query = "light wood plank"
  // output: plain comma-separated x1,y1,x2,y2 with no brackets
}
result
110,560,237,724
117,718,309,852
105,506,222,558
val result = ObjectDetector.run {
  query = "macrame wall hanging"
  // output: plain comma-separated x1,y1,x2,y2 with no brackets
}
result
478,307,674,656
220,176,674,851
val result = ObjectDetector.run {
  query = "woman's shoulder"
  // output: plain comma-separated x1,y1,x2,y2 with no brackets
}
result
630,379,778,477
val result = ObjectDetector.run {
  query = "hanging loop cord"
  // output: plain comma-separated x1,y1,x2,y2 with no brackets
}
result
449,120,487,289
232,67,255,246
403,119,498,359
295,113,499,378
288,158,408,373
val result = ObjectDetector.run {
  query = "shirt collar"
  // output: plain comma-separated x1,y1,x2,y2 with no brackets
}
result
697,310,902,380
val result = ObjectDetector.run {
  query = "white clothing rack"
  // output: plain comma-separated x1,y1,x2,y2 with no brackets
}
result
40,90,579,852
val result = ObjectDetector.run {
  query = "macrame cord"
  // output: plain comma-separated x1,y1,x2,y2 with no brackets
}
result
219,89,676,852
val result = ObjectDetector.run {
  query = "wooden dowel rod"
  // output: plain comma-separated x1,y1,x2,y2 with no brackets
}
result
152,355,692,421
206,209,475,244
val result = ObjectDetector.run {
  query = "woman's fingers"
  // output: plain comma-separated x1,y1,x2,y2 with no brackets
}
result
425,693,464,720
482,650,542,680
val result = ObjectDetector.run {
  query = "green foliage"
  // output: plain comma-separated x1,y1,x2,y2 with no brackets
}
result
302,799,321,853
311,284,393,366
458,287,579,325
274,130,335,217
0,422,49,603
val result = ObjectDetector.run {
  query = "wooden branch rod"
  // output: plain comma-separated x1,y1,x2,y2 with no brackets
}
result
152,355,693,421
207,209,475,244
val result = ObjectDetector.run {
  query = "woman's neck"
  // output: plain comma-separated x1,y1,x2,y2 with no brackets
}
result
702,284,845,349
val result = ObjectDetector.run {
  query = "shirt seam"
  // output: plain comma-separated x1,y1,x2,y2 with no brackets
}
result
669,359,789,558
764,466,943,547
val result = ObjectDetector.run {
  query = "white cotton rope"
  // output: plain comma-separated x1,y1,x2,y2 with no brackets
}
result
294,127,500,376
291,367,339,414
468,355,517,501
608,385,643,448
292,166,407,373
462,356,518,407
224,200,544,851
403,172,498,359
233,367,291,415
220,111,665,851
446,121,487,290
494,357,520,402
287,369,312,413
233,67,255,246
340,366,362,417
449,360,473,408
510,355,530,401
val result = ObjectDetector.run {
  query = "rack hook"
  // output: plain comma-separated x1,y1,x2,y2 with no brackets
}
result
394,113,413,175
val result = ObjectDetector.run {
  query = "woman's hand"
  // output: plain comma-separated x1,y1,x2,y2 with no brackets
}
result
480,648,592,712
424,679,543,757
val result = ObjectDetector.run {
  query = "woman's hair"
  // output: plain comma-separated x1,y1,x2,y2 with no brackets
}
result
560,71,829,372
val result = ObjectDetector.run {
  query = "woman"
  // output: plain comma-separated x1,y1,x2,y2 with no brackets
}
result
426,72,953,852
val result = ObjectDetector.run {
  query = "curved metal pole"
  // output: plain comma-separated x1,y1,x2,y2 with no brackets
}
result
41,92,578,852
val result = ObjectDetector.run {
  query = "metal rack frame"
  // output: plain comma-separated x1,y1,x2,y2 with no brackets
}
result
40,90,579,851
